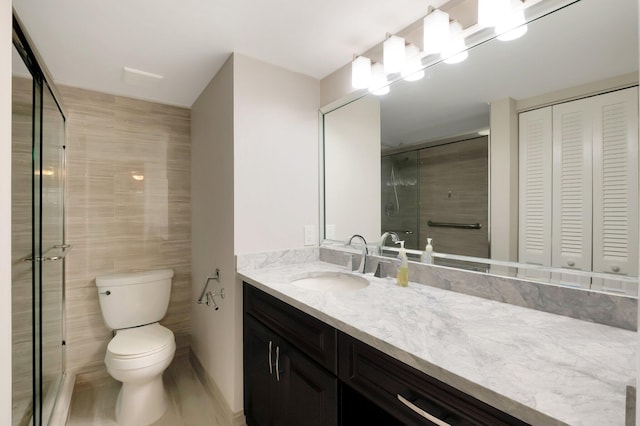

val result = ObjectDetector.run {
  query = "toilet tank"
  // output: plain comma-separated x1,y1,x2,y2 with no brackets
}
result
96,269,174,330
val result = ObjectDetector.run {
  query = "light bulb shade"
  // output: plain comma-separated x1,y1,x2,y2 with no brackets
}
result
383,35,406,74
496,10,528,41
351,56,372,89
441,21,468,64
423,9,449,56
369,63,390,95
478,0,511,28
401,44,424,81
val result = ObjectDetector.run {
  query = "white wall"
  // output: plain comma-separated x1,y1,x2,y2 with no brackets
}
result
233,53,320,254
191,53,320,416
1,0,12,423
190,56,239,412
489,98,519,262
324,96,381,242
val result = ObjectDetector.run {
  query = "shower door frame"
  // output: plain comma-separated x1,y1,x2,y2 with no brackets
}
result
12,12,68,426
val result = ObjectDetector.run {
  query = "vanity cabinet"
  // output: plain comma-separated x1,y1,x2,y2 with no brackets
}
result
339,333,528,426
243,283,338,426
243,283,529,426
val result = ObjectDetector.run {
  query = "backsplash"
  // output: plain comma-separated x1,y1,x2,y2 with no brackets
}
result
319,247,637,331
236,247,319,271
60,86,192,385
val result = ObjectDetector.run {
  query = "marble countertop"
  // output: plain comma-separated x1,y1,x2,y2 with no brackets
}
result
238,260,636,426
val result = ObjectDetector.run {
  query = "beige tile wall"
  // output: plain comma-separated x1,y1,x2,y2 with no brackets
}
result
60,86,191,383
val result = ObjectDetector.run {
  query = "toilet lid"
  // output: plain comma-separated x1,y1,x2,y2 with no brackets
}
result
108,323,174,357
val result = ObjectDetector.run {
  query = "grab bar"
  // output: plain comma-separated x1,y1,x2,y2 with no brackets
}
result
197,269,220,304
427,220,482,230
384,230,414,235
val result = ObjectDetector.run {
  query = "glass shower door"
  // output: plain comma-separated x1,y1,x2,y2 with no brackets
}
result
39,83,66,425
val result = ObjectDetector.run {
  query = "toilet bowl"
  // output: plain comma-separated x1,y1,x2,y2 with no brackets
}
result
105,323,176,426
96,269,175,426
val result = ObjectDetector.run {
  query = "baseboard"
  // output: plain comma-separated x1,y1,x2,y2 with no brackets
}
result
189,350,246,426
48,371,76,426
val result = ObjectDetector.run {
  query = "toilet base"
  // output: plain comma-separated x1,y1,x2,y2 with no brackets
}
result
115,374,167,426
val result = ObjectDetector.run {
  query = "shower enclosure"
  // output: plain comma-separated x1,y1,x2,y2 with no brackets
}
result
381,137,489,256
12,16,67,426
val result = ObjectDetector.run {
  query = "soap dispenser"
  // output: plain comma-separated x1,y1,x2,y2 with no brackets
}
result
422,238,433,264
395,241,409,287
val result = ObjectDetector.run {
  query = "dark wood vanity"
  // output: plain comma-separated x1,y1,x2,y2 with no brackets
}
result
243,282,529,426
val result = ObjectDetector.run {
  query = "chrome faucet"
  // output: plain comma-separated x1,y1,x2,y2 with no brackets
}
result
378,231,399,255
346,234,368,274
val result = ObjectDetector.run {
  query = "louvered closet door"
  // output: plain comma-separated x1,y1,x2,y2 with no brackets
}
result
591,87,638,295
552,99,593,277
518,107,552,275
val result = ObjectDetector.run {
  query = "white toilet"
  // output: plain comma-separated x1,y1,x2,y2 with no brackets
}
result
96,269,176,426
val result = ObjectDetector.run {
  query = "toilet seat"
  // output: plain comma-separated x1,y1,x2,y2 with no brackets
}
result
106,323,175,371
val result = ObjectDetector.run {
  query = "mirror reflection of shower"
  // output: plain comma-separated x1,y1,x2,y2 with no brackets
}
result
381,152,419,249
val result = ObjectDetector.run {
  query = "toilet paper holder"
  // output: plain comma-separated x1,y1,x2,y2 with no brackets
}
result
204,289,225,311
197,269,224,310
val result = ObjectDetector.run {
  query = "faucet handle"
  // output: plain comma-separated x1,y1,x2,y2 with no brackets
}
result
344,253,357,271
374,259,392,278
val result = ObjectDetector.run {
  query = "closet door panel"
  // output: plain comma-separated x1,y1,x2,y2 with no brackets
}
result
591,87,638,293
518,107,553,269
552,100,593,275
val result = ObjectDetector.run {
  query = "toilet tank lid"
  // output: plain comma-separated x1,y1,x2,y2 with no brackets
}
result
96,269,174,287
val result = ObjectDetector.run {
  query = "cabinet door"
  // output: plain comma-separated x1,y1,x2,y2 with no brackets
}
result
280,339,338,426
591,87,638,294
244,315,280,426
552,98,593,278
518,107,553,272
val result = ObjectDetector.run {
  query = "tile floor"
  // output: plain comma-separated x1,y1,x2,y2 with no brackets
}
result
66,357,221,426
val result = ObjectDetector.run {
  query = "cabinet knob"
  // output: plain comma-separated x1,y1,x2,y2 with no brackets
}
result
611,266,620,273
567,260,575,267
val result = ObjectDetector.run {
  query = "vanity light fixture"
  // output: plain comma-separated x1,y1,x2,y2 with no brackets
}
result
442,21,468,64
351,55,372,89
383,34,406,74
369,63,390,95
496,9,528,41
478,0,511,28
423,9,450,56
401,44,425,82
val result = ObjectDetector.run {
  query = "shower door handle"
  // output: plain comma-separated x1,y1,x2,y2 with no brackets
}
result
22,244,72,262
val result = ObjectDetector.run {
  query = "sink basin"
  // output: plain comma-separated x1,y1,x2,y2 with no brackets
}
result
290,271,369,292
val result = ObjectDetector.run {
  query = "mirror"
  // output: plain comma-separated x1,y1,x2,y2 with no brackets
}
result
323,0,639,295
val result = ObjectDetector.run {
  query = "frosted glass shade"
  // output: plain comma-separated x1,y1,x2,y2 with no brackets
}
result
496,10,528,41
369,63,390,95
478,0,511,28
442,21,468,64
383,35,406,74
423,10,449,56
351,56,372,89
401,44,424,82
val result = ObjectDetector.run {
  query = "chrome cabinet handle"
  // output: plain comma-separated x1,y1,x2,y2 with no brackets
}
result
275,346,281,382
397,394,451,426
567,260,575,267
268,341,273,375
611,266,620,273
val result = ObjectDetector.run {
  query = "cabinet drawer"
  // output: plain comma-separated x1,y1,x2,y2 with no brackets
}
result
338,333,529,426
243,283,337,374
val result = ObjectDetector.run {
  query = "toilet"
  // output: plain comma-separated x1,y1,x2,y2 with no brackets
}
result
96,269,176,426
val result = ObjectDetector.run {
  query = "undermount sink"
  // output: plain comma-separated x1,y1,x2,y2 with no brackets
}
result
290,271,370,292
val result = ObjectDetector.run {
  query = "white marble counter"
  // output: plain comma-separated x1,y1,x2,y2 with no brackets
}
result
238,260,636,426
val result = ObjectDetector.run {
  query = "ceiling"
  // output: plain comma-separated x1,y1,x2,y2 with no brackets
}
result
13,0,449,107
378,0,639,149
